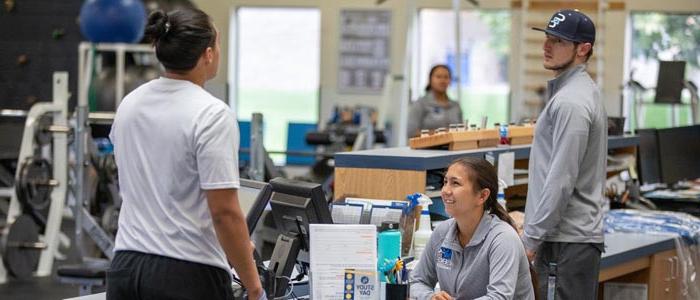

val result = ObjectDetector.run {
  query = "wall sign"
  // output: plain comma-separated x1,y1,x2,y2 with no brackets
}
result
338,9,391,94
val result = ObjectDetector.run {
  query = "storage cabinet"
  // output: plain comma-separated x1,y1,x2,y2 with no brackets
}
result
599,248,684,300
649,249,681,300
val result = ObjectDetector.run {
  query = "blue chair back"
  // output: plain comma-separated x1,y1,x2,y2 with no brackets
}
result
238,120,251,163
286,122,317,166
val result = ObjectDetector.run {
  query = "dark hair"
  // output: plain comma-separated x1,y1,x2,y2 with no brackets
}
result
144,8,216,73
447,157,515,230
424,64,452,92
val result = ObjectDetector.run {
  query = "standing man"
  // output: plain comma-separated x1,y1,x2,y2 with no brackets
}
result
522,9,607,299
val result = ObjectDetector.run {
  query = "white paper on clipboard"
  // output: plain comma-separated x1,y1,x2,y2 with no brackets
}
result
331,203,364,224
369,206,402,227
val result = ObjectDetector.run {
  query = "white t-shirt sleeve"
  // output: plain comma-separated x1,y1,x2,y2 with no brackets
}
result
195,105,240,190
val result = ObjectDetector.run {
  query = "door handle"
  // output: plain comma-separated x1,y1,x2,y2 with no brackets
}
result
666,258,674,281
672,256,680,279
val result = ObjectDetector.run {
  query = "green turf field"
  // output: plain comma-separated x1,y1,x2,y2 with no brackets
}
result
457,89,510,126
237,89,318,162
630,94,694,130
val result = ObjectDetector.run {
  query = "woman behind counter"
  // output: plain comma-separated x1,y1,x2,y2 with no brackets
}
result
407,65,463,138
410,157,534,300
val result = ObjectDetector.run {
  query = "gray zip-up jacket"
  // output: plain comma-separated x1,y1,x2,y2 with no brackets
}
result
407,93,463,138
410,214,534,300
522,64,607,252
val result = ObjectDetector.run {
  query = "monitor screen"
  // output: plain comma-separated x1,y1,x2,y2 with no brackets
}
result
637,128,661,184
239,179,273,235
656,125,700,184
654,61,686,104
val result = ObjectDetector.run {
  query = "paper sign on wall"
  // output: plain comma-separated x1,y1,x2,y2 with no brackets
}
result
338,10,391,94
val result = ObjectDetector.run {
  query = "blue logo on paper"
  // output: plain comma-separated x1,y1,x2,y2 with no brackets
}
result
356,275,374,296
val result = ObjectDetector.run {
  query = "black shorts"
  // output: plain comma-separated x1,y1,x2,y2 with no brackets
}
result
106,250,234,300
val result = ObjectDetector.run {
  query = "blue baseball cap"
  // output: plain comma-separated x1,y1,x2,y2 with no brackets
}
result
532,9,596,45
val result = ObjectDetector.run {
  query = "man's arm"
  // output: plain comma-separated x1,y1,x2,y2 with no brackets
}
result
206,189,264,299
522,100,591,252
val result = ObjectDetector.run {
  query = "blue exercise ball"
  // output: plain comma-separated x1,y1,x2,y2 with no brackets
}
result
79,0,147,43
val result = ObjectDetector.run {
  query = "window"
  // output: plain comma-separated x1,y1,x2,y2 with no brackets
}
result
233,7,320,162
416,9,511,125
629,13,700,129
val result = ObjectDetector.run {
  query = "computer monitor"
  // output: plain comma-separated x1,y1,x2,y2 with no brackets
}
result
239,179,273,235
655,61,686,104
269,177,332,250
656,125,700,184
637,128,662,184
267,177,332,297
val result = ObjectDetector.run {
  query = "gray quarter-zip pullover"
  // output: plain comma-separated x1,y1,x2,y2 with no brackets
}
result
522,64,607,251
407,93,463,137
410,213,534,300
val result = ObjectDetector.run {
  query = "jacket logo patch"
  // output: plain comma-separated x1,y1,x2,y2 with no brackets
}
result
437,247,453,269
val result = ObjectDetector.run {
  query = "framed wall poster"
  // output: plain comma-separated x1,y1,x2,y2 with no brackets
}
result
338,9,391,94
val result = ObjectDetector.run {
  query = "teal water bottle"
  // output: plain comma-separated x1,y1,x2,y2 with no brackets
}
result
378,221,401,283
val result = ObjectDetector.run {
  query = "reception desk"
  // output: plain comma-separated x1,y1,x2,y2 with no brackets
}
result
334,135,639,201
333,135,692,299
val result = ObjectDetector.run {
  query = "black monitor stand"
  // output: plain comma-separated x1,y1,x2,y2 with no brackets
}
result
267,214,311,298
263,177,332,298
268,232,302,297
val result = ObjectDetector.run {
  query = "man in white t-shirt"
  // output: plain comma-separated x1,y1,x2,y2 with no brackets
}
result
107,8,264,300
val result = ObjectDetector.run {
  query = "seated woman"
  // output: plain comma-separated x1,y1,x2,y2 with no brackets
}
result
410,157,534,300
407,65,463,138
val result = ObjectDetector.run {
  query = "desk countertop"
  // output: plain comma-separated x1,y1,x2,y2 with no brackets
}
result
600,233,676,269
335,135,639,171
65,233,677,300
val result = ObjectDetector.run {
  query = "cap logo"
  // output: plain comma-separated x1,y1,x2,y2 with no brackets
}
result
548,13,566,28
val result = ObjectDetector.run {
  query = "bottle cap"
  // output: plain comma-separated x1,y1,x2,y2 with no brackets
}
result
380,221,400,231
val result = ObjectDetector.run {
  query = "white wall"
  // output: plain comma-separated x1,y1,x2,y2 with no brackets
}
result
194,0,700,131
